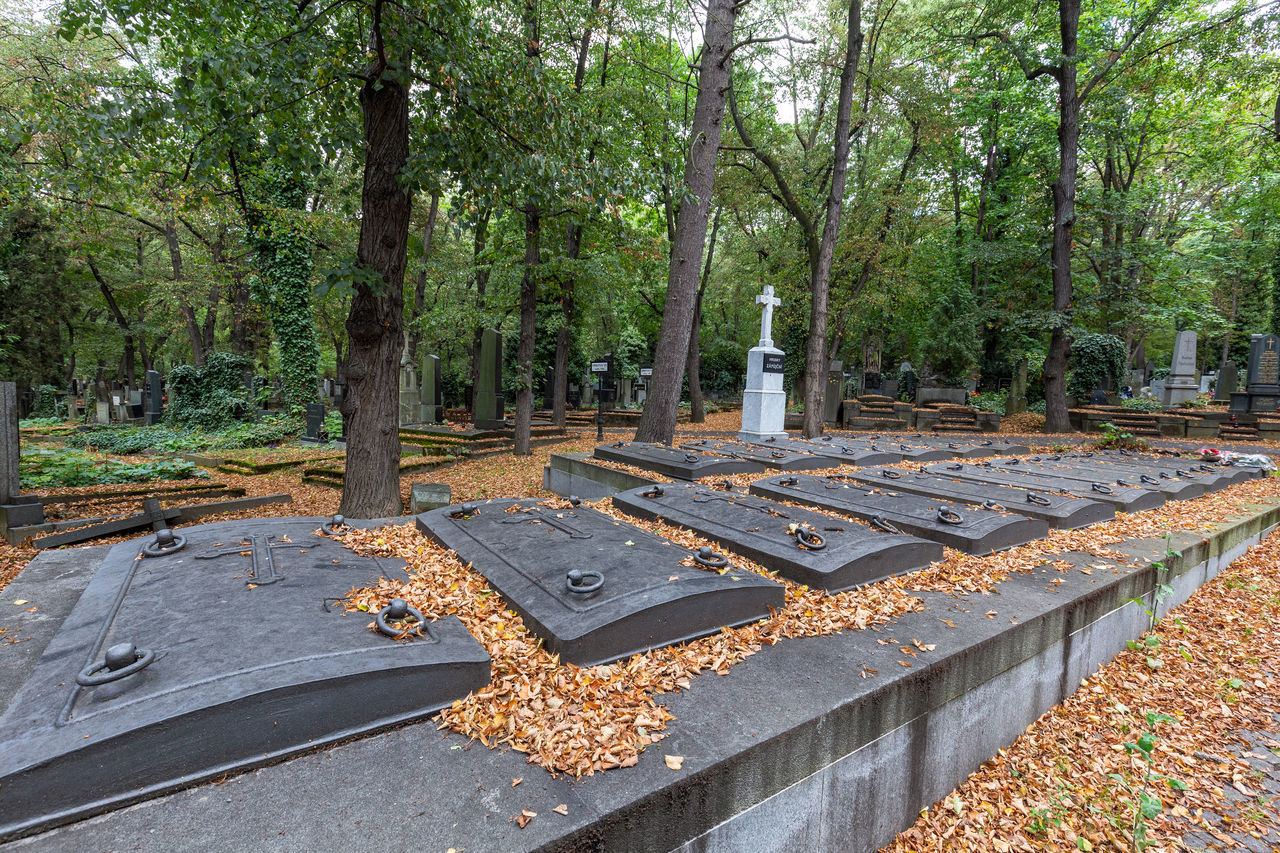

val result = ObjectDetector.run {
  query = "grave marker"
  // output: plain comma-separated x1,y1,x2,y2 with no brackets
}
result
594,441,766,480
144,370,163,425
420,354,442,423
739,285,787,441
1162,330,1198,406
679,439,837,471
417,499,784,665
302,403,326,442
473,328,505,429
923,462,1164,513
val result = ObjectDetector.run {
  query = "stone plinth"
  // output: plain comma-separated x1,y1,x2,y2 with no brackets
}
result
738,347,786,441
1162,330,1198,407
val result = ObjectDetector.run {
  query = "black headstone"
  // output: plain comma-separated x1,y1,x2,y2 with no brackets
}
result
612,483,942,591
417,499,784,665
302,402,326,442
594,442,766,480
989,457,1209,500
0,518,490,841
1247,334,1280,393
144,370,163,426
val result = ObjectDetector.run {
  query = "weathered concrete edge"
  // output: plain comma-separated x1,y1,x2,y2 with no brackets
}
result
541,501,1280,853
542,452,661,500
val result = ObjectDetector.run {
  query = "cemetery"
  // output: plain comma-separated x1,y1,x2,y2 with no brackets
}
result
4,1,1280,851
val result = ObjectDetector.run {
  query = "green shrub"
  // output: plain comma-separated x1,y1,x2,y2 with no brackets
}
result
1027,400,1047,415
19,416,63,428
20,448,208,488
1068,333,1126,398
31,384,61,418
166,352,254,429
1121,397,1164,413
1094,422,1149,451
969,389,1008,414
323,409,344,439
66,416,301,454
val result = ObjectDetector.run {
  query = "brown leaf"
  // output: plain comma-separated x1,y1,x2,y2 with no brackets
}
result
664,754,684,770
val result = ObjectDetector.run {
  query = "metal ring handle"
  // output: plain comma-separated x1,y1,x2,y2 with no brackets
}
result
1116,479,1132,487
981,439,993,446
641,485,664,498
693,546,729,569
566,569,605,594
321,514,348,536
881,469,902,479
869,515,901,534
947,442,959,449
141,530,186,558
936,508,964,525
1006,457,1020,465
1175,469,1190,477
451,503,479,518
376,598,427,638
1030,456,1042,462
770,451,786,459
77,643,155,686
684,453,700,463
1158,471,1172,480
982,500,1005,511
1027,492,1051,506
1047,455,1061,461
946,463,962,471
842,446,857,454
794,527,826,550
1140,474,1159,485
1092,482,1113,495
778,476,798,487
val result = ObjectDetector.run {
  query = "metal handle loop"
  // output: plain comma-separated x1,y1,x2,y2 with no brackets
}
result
1027,492,1051,506
1116,479,1132,487
982,500,1005,511
77,642,155,686
693,546,729,569
142,529,186,558
376,598,428,638
936,508,964,525
1140,474,1158,485
881,469,902,479
770,451,786,459
566,569,605,594
684,453,700,463
321,514,348,536
794,527,827,550
778,476,798,487
946,463,962,471
641,485,664,498
869,515,901,534
1092,482,1113,495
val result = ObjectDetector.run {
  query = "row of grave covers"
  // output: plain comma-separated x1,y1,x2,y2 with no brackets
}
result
0,433,1262,840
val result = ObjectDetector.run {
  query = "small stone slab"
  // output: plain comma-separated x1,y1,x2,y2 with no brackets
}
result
749,474,1047,555
679,439,836,471
417,499,784,665
410,482,452,513
842,468,1115,530
594,442,765,480
744,436,903,466
0,518,490,842
992,457,1209,500
924,462,1165,513
611,482,942,592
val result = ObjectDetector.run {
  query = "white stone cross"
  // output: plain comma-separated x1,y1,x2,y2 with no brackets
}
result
755,285,781,348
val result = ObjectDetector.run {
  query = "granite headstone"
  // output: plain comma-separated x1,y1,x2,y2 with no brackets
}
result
738,285,787,441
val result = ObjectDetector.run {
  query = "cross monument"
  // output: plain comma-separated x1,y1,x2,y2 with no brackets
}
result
755,285,781,348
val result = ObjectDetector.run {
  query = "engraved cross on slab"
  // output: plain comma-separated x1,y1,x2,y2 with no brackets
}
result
196,534,308,585
755,285,782,348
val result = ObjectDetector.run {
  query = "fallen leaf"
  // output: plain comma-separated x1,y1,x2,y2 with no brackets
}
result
552,804,568,816
12,599,26,606
511,777,522,787
664,754,684,770
985,610,997,618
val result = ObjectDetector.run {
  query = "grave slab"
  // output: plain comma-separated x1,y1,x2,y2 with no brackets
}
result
924,462,1165,513
749,474,1047,554
611,482,943,591
807,435,956,462
902,435,1032,457
0,517,490,842
594,442,766,480
1074,451,1252,488
744,436,902,466
679,439,837,471
993,457,1210,500
842,469,1114,529
417,499,785,665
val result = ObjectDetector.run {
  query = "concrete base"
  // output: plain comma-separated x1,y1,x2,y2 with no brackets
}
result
740,347,786,438
1163,378,1198,407
543,452,661,500
5,500,1278,852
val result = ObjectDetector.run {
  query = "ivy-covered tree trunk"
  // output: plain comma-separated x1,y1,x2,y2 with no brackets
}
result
687,206,721,423
634,0,739,444
249,170,320,411
515,204,540,455
339,38,411,519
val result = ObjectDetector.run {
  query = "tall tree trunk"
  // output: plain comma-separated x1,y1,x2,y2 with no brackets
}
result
229,274,252,355
467,208,491,411
407,192,440,367
1043,0,1080,435
801,0,863,439
339,22,411,518
687,206,721,423
515,203,540,455
553,226,579,427
635,0,741,444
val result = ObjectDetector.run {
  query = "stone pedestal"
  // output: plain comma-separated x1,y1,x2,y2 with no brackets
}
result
474,329,505,429
1162,330,1198,407
144,370,163,425
420,354,442,424
738,347,787,441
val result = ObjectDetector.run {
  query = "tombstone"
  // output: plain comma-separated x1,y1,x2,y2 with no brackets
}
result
302,403,326,442
823,360,844,424
637,365,652,406
1238,333,1280,412
0,518,490,837
591,353,616,408
410,482,452,514
925,461,1164,513
739,285,787,441
990,456,1207,501
1162,330,1198,406
473,329,505,429
1213,363,1237,401
749,474,1047,555
1150,378,1166,401
617,376,634,407
594,441,765,480
144,370,163,425
417,499,784,665
612,483,942,592
843,468,1114,529
1088,389,1108,405
1199,372,1214,394
419,354,442,424
397,364,419,426
898,361,918,401
0,382,19,505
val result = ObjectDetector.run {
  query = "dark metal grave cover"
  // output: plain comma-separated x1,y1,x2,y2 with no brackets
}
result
0,517,490,842
594,441,766,480
1075,451,1252,487
923,462,1165,514
842,469,1114,530
417,499,784,665
902,435,1031,458
749,474,1048,555
743,436,902,467
679,439,836,472
808,434,956,462
612,482,942,591
992,457,1209,500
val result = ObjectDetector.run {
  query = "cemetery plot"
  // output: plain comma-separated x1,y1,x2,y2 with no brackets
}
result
991,457,1210,500
743,435,903,466
749,474,1048,554
594,442,765,480
923,462,1165,513
417,499,784,666
611,482,943,591
807,434,955,462
842,468,1114,529
901,435,1032,457
0,518,490,841
1070,451,1255,487
679,439,836,471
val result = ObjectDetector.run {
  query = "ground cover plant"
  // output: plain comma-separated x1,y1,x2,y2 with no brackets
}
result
19,447,207,488
65,418,301,454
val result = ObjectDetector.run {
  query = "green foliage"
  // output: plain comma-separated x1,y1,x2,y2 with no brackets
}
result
1121,397,1165,413
66,417,300,454
1095,422,1150,451
1068,333,1127,398
969,389,1008,414
19,416,64,428
166,352,253,429
31,385,62,418
1107,711,1186,852
919,283,979,386
0,205,73,387
1027,400,1048,415
322,409,344,439
20,447,207,488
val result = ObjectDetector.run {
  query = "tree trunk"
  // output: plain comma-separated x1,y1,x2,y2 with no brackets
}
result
634,0,740,444
1042,0,1080,435
339,35,412,518
688,206,722,423
467,208,491,411
553,224,580,427
801,0,863,439
407,192,440,367
515,202,539,455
